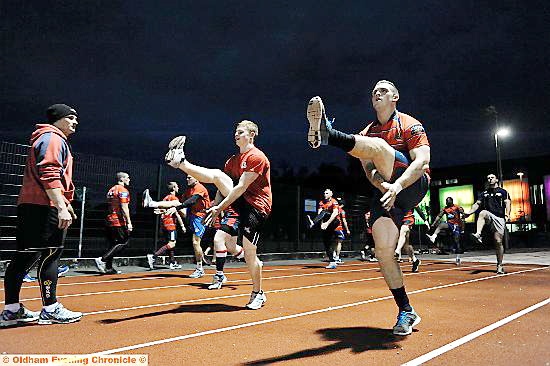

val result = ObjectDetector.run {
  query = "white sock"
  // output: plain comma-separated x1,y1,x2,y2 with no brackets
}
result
43,302,59,312
4,303,21,312
196,262,203,270
148,201,159,208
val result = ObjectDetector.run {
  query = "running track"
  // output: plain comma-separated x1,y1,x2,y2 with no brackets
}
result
1,260,549,365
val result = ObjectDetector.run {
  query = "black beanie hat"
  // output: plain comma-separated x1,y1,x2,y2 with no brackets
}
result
46,104,78,123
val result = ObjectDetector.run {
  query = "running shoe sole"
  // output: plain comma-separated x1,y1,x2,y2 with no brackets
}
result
168,135,186,150
307,96,324,148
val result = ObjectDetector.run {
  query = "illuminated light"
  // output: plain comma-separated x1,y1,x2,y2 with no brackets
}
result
413,191,431,225
503,179,531,222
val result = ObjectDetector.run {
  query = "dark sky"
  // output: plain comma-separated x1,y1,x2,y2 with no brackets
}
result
2,1,549,174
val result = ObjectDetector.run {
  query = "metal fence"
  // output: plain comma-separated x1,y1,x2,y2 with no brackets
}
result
1,140,383,260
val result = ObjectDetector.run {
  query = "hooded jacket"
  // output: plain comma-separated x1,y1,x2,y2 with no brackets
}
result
18,124,75,207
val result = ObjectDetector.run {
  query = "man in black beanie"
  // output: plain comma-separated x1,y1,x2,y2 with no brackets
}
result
1,104,82,326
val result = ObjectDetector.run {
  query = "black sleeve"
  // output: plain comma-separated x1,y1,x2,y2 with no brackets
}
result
175,194,201,210
311,211,328,226
414,206,427,222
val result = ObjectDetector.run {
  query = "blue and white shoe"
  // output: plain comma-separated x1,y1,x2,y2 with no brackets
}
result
57,265,69,277
23,273,36,282
307,96,333,148
393,308,421,335
325,262,337,269
0,304,40,327
38,303,83,325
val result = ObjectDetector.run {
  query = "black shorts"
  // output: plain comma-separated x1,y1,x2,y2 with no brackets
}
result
164,230,177,242
105,226,130,246
370,150,429,227
233,197,268,246
16,204,66,251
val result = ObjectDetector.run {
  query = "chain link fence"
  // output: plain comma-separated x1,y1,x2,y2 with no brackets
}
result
1,140,375,260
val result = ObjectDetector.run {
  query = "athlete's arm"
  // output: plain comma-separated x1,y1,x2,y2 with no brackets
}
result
205,171,258,225
380,145,430,210
504,197,511,221
464,200,481,217
121,202,132,231
342,215,350,234
431,210,444,228
362,160,386,192
46,188,72,229
321,207,339,230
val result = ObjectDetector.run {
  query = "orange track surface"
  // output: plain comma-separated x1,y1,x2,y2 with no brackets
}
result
1,261,549,365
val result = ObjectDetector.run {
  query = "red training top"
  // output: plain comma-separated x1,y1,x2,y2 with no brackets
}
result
161,193,180,231
18,124,75,207
183,182,211,218
106,184,130,227
224,146,272,216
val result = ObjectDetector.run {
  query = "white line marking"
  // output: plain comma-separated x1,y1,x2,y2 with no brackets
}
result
84,263,482,316
3,264,397,303
3,262,372,290
89,266,548,355
402,297,550,366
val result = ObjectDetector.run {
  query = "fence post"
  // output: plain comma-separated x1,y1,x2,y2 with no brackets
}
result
153,165,162,252
295,185,301,251
78,186,87,258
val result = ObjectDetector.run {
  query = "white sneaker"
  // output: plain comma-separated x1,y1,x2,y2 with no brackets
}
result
360,251,366,260
325,262,337,269
165,136,187,168
189,268,205,278
496,264,505,274
38,303,83,325
146,254,155,270
94,257,106,274
455,256,461,266
426,233,436,243
246,290,267,310
208,274,227,290
169,262,182,270
336,258,344,264
306,96,330,148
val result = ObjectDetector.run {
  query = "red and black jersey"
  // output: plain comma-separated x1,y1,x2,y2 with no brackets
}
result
182,182,211,218
444,205,463,225
161,193,180,231
224,146,272,215
358,111,430,161
106,184,130,227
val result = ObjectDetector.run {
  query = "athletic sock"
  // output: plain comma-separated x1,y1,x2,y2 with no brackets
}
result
327,128,356,152
4,303,20,313
154,244,171,257
390,286,412,312
43,302,59,312
196,261,203,270
234,246,245,259
168,249,175,264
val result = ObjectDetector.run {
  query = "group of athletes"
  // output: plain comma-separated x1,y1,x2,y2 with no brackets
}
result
1,79,512,338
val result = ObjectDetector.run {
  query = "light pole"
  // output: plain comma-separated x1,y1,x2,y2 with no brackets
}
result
517,172,525,222
494,127,510,187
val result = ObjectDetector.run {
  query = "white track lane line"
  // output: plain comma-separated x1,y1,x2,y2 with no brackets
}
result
4,263,413,303
3,262,373,290
84,264,492,315
402,297,550,366
88,266,548,355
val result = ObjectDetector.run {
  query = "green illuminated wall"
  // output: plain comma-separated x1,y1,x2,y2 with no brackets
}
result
438,185,475,223
413,191,431,225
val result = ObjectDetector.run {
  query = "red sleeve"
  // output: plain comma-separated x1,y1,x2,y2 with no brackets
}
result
404,122,429,150
243,154,266,175
35,133,65,190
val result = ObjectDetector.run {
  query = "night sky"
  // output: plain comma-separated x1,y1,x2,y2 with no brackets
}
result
2,1,549,174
